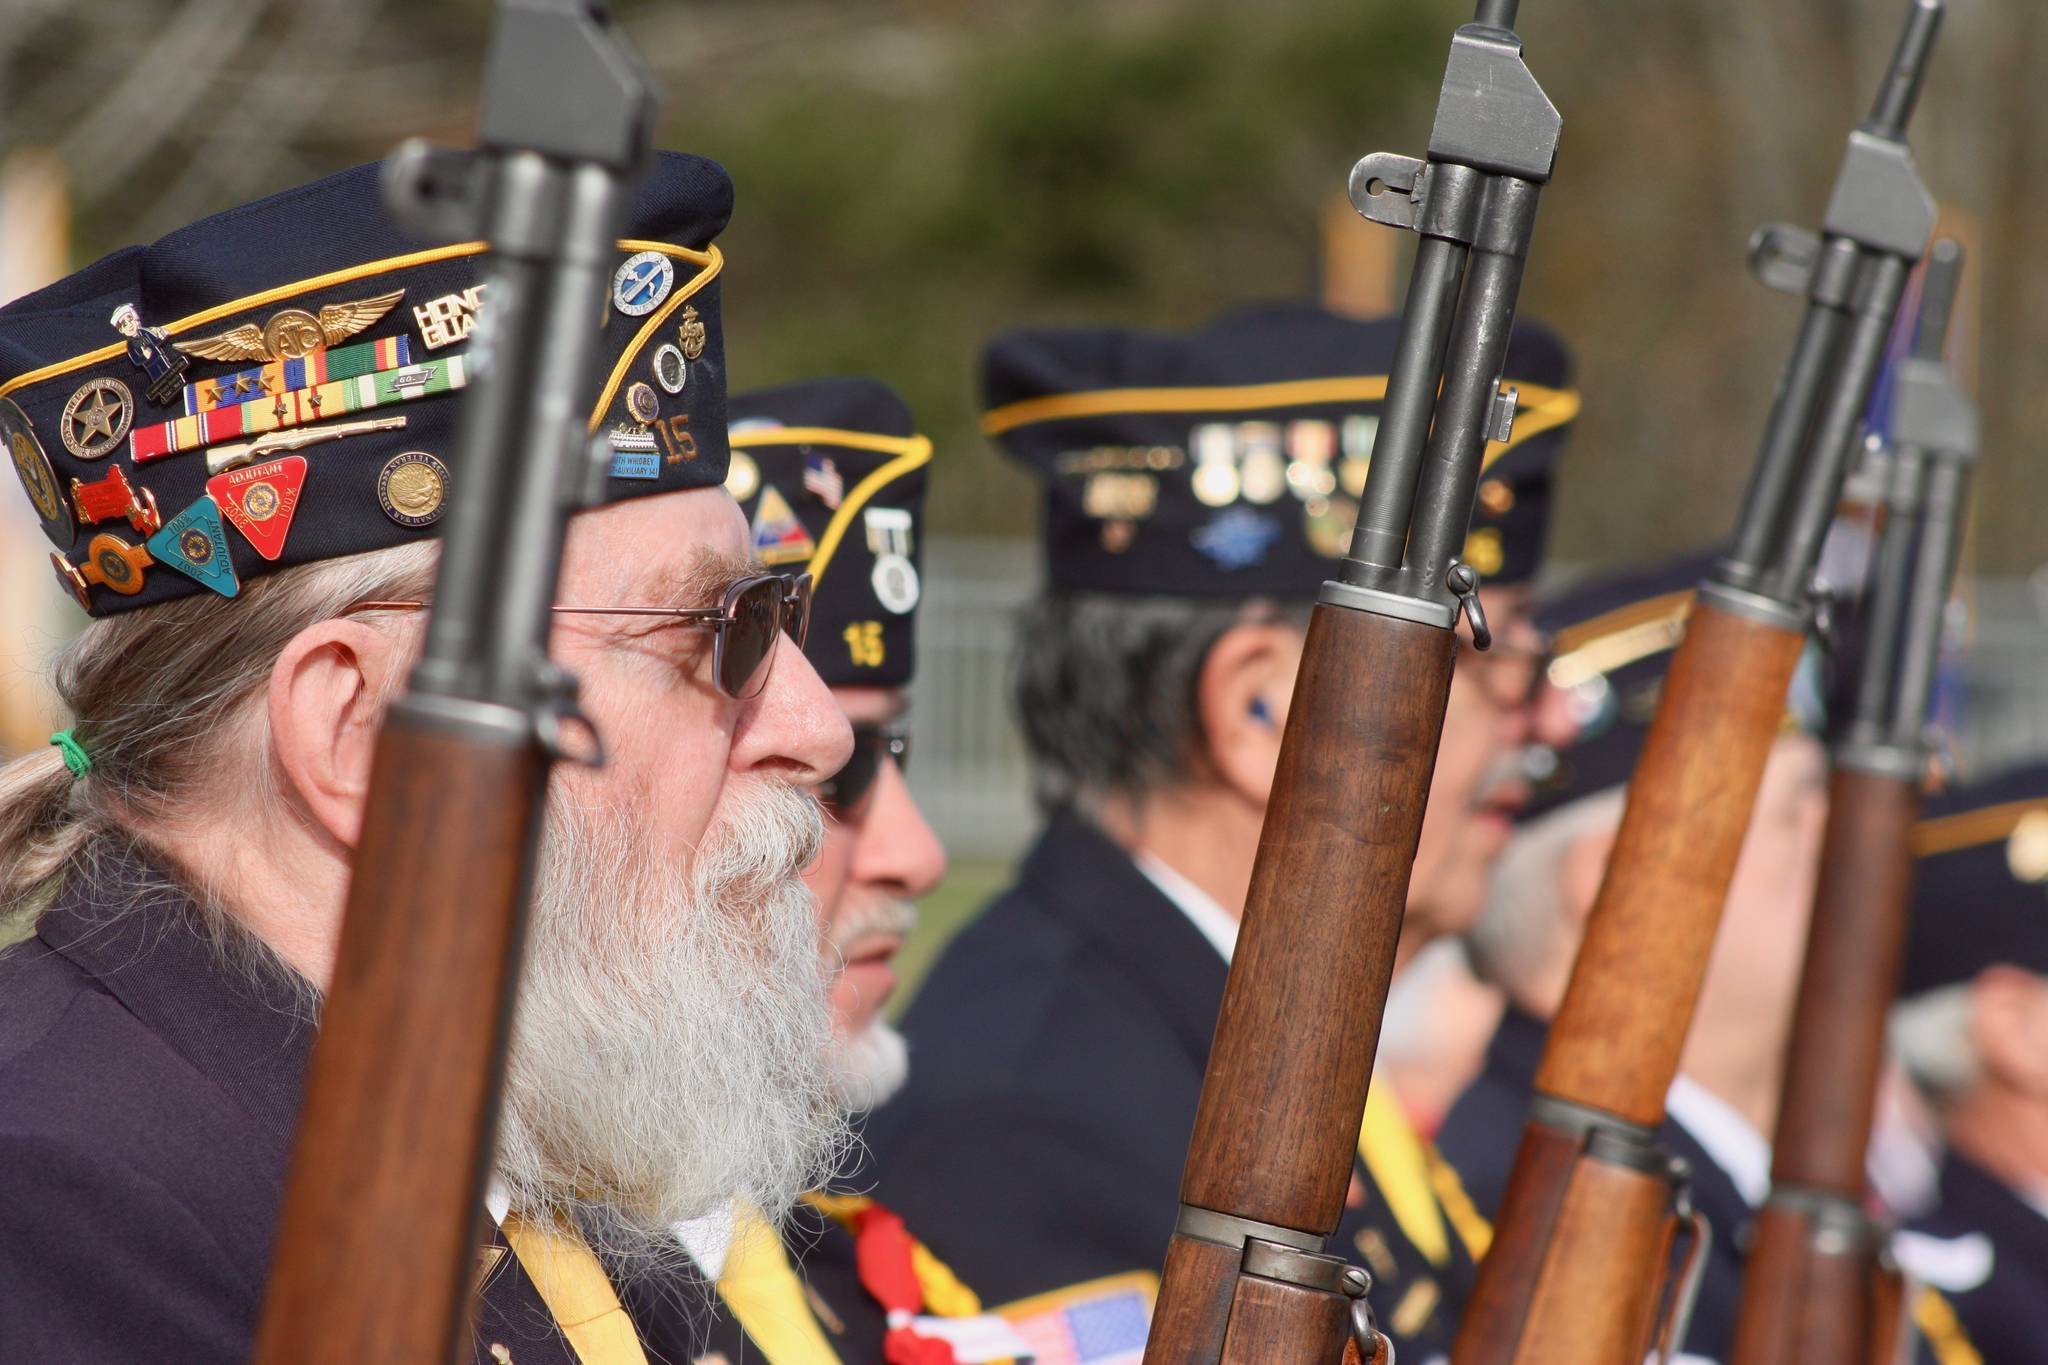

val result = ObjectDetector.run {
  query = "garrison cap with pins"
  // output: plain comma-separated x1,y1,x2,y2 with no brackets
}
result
979,301,1577,598
724,378,931,688
0,152,735,616
1901,761,2048,996
1523,550,1829,820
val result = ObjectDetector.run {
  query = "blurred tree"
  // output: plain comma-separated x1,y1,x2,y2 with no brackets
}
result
0,0,2038,570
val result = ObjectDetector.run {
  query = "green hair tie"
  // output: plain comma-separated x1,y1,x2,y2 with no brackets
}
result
49,730,91,779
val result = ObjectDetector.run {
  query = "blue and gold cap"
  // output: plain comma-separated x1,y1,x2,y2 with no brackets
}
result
1,152,734,616
1523,551,1828,819
1903,763,2048,996
725,378,931,689
980,301,1577,599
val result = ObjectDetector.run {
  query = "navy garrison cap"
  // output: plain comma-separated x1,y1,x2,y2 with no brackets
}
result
1522,551,1828,819
726,379,931,688
1901,762,2048,996
981,301,1576,599
0,152,734,616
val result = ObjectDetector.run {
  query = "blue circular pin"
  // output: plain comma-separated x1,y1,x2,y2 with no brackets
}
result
611,251,675,317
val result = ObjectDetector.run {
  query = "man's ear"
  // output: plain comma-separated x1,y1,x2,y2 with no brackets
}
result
1972,965,2048,1098
1194,621,1306,808
266,620,409,850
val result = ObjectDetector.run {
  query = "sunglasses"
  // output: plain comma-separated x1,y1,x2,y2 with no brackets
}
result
354,571,811,701
817,720,912,819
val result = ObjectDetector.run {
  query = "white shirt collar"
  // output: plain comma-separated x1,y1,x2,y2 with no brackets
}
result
672,1204,735,1280
1133,850,1240,963
1665,1075,1772,1208
491,1176,734,1281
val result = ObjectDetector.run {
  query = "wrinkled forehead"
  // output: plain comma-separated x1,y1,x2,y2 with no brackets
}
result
559,485,747,602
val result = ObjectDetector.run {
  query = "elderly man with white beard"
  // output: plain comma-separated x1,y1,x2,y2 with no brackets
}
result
0,158,855,1365
625,379,1037,1365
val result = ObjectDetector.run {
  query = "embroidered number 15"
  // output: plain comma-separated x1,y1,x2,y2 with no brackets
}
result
843,621,884,667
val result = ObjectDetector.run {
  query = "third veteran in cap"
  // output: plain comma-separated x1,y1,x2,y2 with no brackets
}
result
863,301,1580,1360
0,155,857,1364
626,378,1029,1365
1893,763,2048,1365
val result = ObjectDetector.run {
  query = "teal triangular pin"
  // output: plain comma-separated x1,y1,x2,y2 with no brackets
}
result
147,494,240,597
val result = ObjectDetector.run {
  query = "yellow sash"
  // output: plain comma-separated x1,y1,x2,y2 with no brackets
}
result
716,1203,844,1365
1355,1086,1493,1267
499,1213,651,1365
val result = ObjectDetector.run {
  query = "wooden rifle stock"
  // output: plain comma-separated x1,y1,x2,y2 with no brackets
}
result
253,709,546,1363
1459,4,1943,1353
254,5,655,1358
1538,605,1806,1119
1144,604,1453,1364
1729,771,1919,1365
1454,603,1805,1365
1732,234,1975,1365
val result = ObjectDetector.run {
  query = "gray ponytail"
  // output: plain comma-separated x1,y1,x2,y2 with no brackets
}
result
0,543,439,917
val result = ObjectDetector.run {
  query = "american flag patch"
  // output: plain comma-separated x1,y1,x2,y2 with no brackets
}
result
802,453,843,507
999,1275,1154,1365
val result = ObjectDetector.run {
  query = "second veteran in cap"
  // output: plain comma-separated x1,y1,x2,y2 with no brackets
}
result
625,378,1026,1365
0,154,864,1365
864,300,1580,1360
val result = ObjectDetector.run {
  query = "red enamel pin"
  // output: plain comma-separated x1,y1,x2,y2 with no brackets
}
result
69,464,162,536
206,454,307,560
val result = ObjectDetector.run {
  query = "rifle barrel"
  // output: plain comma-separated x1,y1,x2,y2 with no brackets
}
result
1867,0,1945,138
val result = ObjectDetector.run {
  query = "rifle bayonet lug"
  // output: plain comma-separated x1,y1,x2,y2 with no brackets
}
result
1428,23,1560,182
382,141,493,245
1747,224,1821,296
1348,154,1427,233
1822,130,1937,260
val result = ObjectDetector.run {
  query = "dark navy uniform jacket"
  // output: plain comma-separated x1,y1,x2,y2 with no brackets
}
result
1436,1007,1751,1363
864,810,1479,1360
625,1203,892,1365
0,848,682,1365
1908,1155,2048,1365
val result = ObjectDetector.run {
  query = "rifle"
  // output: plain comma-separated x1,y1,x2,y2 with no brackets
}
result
1729,238,1975,1365
1455,5,1944,1362
1143,3,1560,1360
250,4,656,1362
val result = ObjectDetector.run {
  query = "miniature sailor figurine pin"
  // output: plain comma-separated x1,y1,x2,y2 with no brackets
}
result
110,303,190,406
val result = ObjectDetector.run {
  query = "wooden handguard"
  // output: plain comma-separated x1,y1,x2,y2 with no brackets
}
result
1769,767,1922,1192
1180,603,1454,1225
1452,1123,1678,1365
1457,599,1805,1365
1728,767,1921,1365
1145,602,1454,1365
253,707,547,1365
1535,601,1807,1123
1731,1203,1887,1365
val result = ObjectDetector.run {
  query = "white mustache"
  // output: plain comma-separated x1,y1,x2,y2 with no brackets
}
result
826,893,919,956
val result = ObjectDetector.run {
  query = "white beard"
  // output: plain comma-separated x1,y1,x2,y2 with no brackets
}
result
493,778,849,1275
831,1018,910,1113
821,892,919,1113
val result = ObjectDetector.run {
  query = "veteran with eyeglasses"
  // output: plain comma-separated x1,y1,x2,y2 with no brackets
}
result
0,157,858,1365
